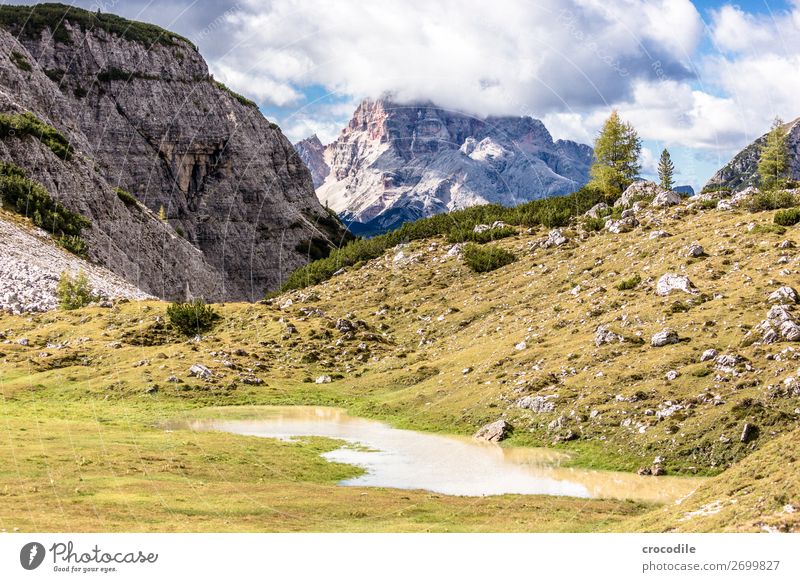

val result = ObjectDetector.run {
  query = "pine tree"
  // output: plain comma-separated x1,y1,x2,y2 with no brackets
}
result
589,111,642,197
158,205,167,221
658,148,675,191
758,118,789,190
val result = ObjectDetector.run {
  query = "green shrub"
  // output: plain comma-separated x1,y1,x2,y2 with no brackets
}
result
0,112,74,160
615,273,641,291
462,243,517,273
774,207,800,226
697,198,717,210
746,190,797,212
166,299,220,336
10,50,32,72
278,185,604,293
57,234,88,257
56,271,97,310
446,225,516,244
749,223,786,235
212,79,258,108
115,187,139,208
582,216,606,232
0,163,90,255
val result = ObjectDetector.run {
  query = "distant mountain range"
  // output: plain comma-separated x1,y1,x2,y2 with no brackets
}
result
295,98,593,235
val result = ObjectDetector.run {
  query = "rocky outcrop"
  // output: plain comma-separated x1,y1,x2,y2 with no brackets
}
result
703,118,800,192
0,4,347,301
300,97,593,235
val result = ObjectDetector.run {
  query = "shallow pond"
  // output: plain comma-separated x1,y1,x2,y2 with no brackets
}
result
172,406,702,501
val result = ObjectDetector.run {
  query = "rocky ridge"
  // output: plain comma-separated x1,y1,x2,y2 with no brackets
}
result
0,4,346,301
704,117,800,192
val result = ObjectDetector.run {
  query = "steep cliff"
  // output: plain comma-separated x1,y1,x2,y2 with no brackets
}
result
703,117,800,192
0,3,347,301
296,98,592,234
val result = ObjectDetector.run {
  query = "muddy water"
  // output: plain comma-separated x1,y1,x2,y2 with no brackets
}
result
176,406,702,501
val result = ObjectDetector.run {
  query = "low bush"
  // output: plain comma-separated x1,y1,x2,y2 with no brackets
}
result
462,243,516,273
0,163,90,255
115,187,139,208
0,111,74,160
166,299,220,336
57,235,88,257
615,274,641,291
581,216,606,232
56,271,97,310
746,190,797,212
10,50,32,72
774,207,800,226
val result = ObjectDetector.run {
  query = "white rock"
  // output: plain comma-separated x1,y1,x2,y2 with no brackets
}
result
651,328,680,347
315,375,332,384
768,286,799,305
655,273,698,296
700,349,718,362
652,190,683,207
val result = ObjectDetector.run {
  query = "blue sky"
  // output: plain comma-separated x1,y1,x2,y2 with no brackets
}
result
17,0,800,191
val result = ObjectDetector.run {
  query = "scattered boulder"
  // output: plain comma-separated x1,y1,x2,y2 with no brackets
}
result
652,190,683,207
715,353,743,373
446,243,464,258
335,318,355,333
768,286,799,305
541,229,568,248
649,230,671,239
753,305,800,343
585,203,609,218
651,328,680,347
189,364,212,379
685,243,705,258
740,422,757,443
615,180,666,208
655,273,698,296
779,240,796,250
700,348,718,362
474,419,513,443
315,375,332,384
665,370,679,381
731,186,760,207
594,325,625,347
605,216,638,234
516,394,558,413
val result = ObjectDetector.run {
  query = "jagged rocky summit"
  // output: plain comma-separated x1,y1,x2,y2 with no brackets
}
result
294,98,593,235
0,4,347,302
704,117,800,192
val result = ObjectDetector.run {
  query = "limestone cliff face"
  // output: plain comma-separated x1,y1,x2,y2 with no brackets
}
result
704,118,800,192
296,98,593,235
0,4,346,300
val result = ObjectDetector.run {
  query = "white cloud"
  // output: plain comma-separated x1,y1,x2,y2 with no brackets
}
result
211,0,701,117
